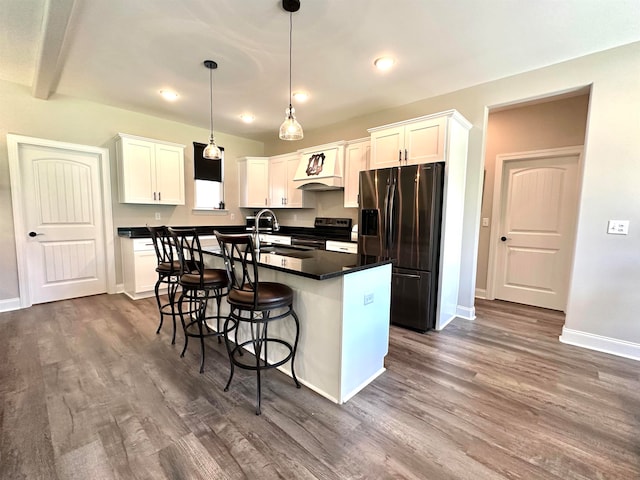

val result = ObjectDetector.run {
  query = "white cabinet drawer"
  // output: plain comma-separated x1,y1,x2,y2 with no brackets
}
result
326,240,357,254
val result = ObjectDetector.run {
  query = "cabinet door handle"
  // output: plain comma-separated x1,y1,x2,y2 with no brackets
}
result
158,191,161,201
153,191,157,201
404,149,408,163
398,150,402,164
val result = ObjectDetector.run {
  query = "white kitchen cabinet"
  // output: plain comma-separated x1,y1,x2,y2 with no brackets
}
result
121,238,159,300
238,157,270,208
368,114,446,169
115,133,185,205
326,240,357,254
258,234,292,245
343,138,370,208
269,152,314,208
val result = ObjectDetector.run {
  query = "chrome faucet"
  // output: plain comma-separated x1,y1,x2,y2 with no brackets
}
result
253,208,280,251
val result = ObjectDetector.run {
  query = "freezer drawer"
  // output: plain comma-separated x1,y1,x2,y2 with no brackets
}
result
390,268,434,332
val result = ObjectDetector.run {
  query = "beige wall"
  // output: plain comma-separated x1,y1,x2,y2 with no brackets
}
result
0,80,263,295
477,94,590,290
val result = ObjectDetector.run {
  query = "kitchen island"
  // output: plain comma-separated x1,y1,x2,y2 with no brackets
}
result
205,245,392,404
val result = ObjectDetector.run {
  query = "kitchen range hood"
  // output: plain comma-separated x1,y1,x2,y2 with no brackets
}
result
293,141,346,190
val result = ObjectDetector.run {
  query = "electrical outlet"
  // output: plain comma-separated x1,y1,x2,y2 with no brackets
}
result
364,293,374,305
155,212,161,220
230,213,235,220
607,220,629,235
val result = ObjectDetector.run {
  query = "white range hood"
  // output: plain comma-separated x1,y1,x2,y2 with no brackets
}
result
293,141,346,191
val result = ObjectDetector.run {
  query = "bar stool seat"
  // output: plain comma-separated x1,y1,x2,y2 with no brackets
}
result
214,231,300,415
228,283,293,309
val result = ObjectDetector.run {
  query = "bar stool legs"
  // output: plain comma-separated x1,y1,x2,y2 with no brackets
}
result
177,285,227,374
223,307,301,415
154,275,179,344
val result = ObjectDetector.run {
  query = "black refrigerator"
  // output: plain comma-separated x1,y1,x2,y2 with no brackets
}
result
358,162,444,332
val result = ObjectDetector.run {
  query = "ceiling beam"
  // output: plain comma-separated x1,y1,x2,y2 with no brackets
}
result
32,0,78,99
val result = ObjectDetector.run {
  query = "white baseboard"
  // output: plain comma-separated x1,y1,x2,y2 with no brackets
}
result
475,288,487,299
456,305,476,320
0,297,22,312
436,314,457,331
115,283,124,294
560,327,640,362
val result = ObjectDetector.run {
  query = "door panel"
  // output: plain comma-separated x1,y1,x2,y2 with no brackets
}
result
22,144,107,304
391,268,433,332
495,154,579,310
405,117,446,165
155,144,184,204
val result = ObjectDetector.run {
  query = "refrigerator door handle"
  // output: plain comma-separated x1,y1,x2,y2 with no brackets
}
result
388,182,397,250
383,183,391,250
394,272,421,279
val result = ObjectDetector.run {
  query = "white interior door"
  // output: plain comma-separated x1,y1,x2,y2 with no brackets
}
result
493,151,580,310
20,143,108,304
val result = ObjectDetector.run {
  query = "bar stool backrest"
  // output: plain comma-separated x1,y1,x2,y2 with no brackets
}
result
147,225,176,271
214,232,260,309
167,227,206,286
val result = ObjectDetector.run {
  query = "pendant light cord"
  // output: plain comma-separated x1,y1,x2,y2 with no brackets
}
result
209,66,214,139
288,11,293,110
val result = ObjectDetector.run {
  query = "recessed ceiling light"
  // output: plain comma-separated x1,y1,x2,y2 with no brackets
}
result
160,89,179,101
240,114,255,123
293,92,309,102
374,57,395,71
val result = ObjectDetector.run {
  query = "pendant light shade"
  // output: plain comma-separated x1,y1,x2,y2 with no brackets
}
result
279,1,303,141
203,60,221,160
279,106,303,140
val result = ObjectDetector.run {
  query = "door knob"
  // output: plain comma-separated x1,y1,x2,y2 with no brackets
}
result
28,231,43,237
500,236,508,242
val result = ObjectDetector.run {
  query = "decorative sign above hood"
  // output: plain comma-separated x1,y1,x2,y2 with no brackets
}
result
293,141,346,190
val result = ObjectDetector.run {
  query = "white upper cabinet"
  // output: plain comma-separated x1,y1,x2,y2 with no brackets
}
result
115,133,185,205
269,152,314,208
368,114,447,169
238,157,270,208
344,138,370,208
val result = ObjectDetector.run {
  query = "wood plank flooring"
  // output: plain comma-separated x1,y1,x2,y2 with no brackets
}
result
1,294,638,479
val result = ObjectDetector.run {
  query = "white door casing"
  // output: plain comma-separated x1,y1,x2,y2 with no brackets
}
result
7,135,116,308
487,146,582,311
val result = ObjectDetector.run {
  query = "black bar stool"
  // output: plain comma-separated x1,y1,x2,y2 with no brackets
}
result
147,225,180,344
214,231,301,415
168,227,229,373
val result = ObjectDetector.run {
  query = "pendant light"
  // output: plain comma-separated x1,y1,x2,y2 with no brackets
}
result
203,60,221,160
279,0,303,141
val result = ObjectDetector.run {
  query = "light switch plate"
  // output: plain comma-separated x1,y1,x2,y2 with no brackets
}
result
482,218,490,227
607,220,629,235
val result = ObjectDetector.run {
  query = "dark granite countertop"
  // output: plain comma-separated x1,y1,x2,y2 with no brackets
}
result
204,246,390,280
117,225,353,242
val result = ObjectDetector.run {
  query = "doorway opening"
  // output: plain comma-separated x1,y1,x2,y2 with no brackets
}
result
476,88,591,313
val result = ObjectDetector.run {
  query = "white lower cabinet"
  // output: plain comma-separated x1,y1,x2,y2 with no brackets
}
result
326,240,358,254
121,238,158,300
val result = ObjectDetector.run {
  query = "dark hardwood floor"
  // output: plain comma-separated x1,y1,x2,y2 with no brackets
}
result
1,294,638,479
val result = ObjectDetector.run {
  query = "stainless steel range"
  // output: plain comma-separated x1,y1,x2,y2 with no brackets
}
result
289,217,352,250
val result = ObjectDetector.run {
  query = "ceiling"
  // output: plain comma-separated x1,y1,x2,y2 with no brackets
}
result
2,0,639,141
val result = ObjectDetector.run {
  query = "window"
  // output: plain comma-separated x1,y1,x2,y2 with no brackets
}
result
193,142,225,209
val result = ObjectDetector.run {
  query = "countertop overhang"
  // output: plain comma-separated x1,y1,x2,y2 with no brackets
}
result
203,246,390,280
